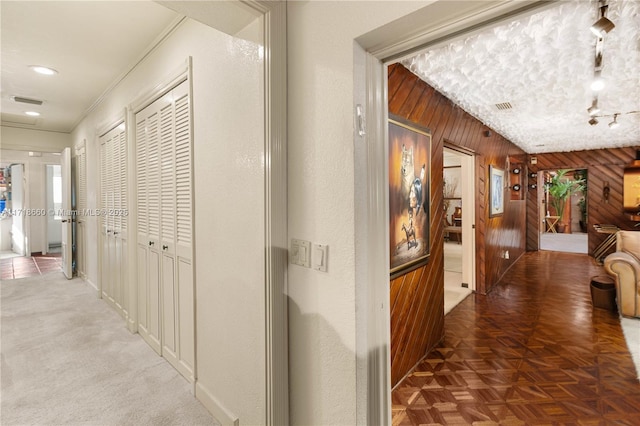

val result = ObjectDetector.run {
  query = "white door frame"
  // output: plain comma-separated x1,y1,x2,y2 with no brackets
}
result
61,147,73,279
170,2,288,423
251,3,289,424
354,1,551,423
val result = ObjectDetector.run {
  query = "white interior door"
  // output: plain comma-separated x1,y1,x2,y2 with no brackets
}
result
10,164,25,256
61,147,72,279
460,152,476,291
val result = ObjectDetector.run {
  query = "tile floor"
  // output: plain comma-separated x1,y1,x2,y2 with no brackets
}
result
0,253,62,280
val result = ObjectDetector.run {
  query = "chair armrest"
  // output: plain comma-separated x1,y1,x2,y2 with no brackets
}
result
604,252,640,277
604,251,640,316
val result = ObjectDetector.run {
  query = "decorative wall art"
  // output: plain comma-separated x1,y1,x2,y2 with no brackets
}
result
389,116,431,278
489,165,505,217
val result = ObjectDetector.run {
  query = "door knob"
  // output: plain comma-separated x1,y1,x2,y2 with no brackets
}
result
149,241,154,246
162,245,168,250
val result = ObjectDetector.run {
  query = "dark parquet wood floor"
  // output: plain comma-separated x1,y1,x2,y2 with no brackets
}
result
392,251,640,425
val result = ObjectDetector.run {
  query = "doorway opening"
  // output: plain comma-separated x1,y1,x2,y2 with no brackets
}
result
443,147,475,314
0,161,62,279
539,168,588,254
0,163,25,259
45,164,63,254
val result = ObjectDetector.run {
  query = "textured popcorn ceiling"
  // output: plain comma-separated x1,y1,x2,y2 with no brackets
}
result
402,0,640,154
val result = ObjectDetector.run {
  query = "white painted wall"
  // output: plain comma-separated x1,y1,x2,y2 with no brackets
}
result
0,126,72,152
190,19,265,426
287,2,430,424
70,17,265,424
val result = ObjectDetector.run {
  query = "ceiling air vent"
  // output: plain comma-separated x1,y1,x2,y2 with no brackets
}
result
12,96,43,105
494,102,513,111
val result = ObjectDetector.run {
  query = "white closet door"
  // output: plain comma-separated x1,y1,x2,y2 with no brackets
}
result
76,146,87,279
146,109,162,352
136,106,162,354
159,96,178,368
99,140,110,301
135,78,194,382
173,82,195,379
99,124,128,318
118,130,129,318
136,116,149,340
109,129,119,307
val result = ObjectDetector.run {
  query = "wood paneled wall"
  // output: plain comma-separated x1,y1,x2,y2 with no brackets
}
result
388,63,527,386
526,148,640,254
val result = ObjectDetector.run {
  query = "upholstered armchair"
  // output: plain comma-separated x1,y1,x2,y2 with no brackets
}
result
604,230,640,318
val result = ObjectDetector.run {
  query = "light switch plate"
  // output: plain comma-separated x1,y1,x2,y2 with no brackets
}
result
313,243,328,272
290,238,311,268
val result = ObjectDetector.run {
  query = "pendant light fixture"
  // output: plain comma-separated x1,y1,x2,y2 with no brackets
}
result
608,114,619,129
587,0,615,125
590,15,615,37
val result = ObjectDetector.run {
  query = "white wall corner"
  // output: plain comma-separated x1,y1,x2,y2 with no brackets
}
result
84,277,99,293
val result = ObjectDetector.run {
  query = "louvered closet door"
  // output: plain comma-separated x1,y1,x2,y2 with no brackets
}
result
109,129,119,308
116,130,128,318
173,81,194,379
99,124,128,319
159,95,178,368
99,140,109,300
135,79,194,382
136,104,162,354
76,147,87,279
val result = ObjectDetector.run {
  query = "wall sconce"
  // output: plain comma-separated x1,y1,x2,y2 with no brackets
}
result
529,172,537,179
512,167,521,174
529,183,537,189
603,181,610,202
511,184,521,191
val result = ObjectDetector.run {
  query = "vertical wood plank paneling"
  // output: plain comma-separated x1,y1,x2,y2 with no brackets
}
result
527,148,640,254
388,63,527,386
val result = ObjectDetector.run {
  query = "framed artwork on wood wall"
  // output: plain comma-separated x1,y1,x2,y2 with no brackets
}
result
389,115,431,278
489,165,505,217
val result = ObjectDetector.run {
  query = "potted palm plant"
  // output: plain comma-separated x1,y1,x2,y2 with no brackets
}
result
578,197,587,232
546,169,586,233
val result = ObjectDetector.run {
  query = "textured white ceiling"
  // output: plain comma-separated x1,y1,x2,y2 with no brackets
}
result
403,0,640,154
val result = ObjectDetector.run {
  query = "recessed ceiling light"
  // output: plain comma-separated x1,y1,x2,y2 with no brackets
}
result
30,65,58,75
25,111,40,117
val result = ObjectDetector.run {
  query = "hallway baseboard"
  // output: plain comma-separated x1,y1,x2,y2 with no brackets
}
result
195,382,239,426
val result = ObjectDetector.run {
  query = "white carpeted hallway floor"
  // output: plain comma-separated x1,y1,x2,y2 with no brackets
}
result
1,272,218,426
